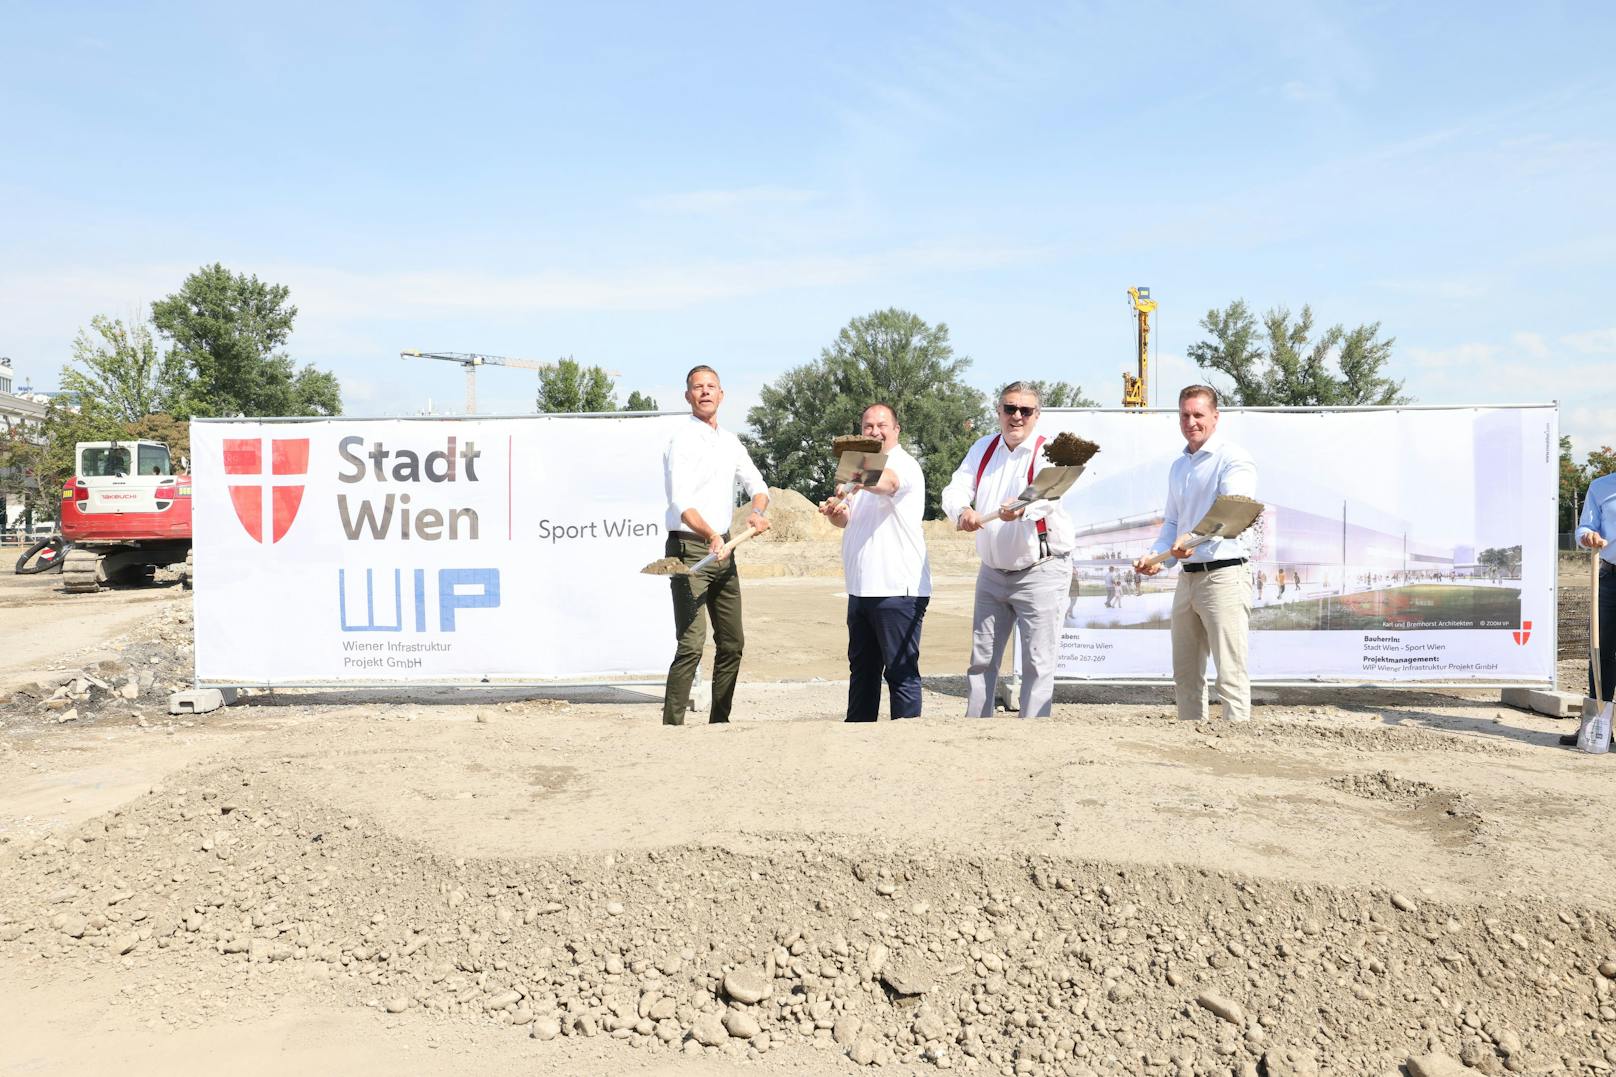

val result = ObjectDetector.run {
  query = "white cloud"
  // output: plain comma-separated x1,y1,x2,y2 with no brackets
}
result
1369,276,1492,301
260,244,1037,320
1562,328,1616,354
1511,331,1551,360
1404,342,1498,370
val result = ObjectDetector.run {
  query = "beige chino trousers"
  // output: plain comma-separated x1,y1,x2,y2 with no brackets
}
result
1170,563,1252,722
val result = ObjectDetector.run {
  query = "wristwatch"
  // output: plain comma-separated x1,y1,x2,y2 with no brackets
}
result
750,507,768,519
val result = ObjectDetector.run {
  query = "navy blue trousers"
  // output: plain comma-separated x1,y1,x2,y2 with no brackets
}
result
1593,564,1616,703
846,595,929,722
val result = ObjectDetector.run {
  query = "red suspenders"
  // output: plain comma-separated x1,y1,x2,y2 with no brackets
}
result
972,434,1048,537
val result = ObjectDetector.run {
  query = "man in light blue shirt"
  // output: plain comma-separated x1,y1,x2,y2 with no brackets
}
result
1133,385,1258,721
1565,472,1616,743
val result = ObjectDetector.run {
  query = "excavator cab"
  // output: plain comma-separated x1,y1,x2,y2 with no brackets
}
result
58,440,192,592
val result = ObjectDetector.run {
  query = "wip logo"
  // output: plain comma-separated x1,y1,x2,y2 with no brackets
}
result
223,438,310,543
1513,620,1533,645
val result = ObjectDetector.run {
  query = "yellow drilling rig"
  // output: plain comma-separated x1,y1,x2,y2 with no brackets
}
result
1121,286,1156,408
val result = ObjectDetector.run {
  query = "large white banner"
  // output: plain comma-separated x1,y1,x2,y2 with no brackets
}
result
1039,406,1557,685
193,416,684,685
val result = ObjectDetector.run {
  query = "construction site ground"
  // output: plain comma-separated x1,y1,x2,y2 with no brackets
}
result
2,537,1613,1077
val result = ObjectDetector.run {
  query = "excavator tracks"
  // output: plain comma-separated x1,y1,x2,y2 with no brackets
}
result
61,547,103,593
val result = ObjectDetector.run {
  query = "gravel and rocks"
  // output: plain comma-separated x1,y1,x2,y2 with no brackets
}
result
5,761,1616,1076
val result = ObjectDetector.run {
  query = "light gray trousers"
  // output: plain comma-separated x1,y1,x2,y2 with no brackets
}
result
966,556,1069,717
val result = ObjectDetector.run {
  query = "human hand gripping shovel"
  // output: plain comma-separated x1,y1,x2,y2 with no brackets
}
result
639,525,765,595
1135,495,1265,570
1576,545,1613,754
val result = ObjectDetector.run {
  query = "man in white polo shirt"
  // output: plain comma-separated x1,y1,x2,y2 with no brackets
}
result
661,364,770,726
819,402,932,722
1132,384,1258,722
941,381,1075,718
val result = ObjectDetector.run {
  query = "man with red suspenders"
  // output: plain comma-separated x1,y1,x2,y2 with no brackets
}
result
941,381,1075,717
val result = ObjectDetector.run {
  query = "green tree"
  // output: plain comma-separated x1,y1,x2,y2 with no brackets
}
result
1000,380,1098,409
1561,435,1591,534
537,359,617,412
1187,300,1409,406
0,413,62,526
745,308,987,518
151,263,341,417
29,400,125,506
623,390,659,412
1589,446,1616,480
59,316,186,424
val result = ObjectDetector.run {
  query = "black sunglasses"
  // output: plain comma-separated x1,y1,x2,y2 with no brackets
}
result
1001,404,1038,418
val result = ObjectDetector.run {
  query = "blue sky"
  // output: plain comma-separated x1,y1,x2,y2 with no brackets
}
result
3,2,1613,454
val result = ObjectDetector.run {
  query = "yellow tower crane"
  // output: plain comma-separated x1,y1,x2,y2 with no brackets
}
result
1121,286,1156,408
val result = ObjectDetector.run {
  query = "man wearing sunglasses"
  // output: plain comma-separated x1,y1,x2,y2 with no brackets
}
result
941,382,1075,717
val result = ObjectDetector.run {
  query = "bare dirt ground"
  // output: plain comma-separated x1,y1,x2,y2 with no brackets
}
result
2,543,1614,1077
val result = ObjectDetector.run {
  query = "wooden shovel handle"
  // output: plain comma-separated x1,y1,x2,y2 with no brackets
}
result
821,481,859,513
724,524,765,556
1594,545,1603,701
685,523,765,575
1139,534,1210,569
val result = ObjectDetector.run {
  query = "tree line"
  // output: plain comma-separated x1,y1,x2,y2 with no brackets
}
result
7,281,1421,524
2,263,344,519
737,302,1405,518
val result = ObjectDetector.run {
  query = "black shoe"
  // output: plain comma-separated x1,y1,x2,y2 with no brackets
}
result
1561,730,1615,747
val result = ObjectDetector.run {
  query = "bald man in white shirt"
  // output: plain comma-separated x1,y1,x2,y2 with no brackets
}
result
660,365,770,725
820,402,932,722
1132,384,1259,722
941,382,1075,717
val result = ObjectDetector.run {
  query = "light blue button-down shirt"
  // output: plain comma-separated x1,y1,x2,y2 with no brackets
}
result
1150,433,1259,566
1577,472,1616,567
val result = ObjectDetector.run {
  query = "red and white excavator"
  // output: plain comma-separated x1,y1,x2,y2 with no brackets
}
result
57,440,192,593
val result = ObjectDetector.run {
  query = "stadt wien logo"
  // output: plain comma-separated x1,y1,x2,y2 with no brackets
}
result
223,438,310,543
1512,619,1532,646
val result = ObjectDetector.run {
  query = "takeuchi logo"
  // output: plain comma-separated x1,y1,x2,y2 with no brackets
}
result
1512,620,1532,646
223,438,310,543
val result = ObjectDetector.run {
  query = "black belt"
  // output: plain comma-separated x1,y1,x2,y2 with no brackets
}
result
671,530,726,542
1182,558,1247,574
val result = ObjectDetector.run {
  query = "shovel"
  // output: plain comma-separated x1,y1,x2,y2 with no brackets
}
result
822,435,888,511
640,526,764,593
1006,432,1101,509
1137,494,1264,569
1576,546,1612,754
1006,465,1086,509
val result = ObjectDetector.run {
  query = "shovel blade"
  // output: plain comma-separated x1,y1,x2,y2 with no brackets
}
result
834,450,888,486
1189,495,1264,540
1009,466,1085,508
1577,700,1614,754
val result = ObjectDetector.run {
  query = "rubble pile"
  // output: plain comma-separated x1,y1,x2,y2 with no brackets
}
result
1,598,196,731
3,764,1615,1076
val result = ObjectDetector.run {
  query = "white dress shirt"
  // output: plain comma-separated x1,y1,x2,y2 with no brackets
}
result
940,432,1075,571
1149,433,1258,566
1577,472,1616,568
663,416,767,534
841,445,932,597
